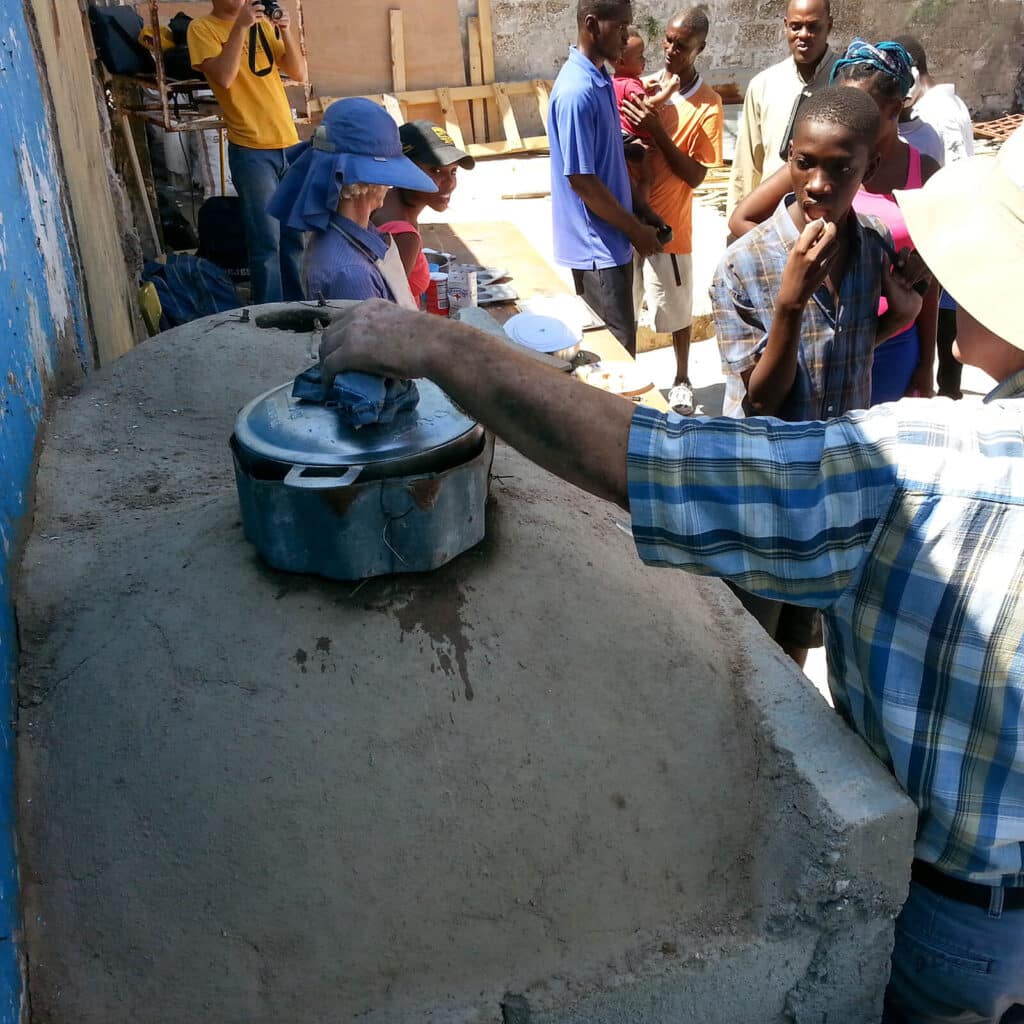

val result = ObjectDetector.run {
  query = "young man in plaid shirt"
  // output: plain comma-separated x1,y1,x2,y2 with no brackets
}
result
710,86,924,668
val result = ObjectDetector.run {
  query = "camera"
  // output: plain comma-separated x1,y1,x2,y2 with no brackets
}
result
656,223,673,246
259,0,285,22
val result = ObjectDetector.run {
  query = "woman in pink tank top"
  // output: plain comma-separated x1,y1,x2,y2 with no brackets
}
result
729,40,941,404
372,120,475,303
833,44,941,404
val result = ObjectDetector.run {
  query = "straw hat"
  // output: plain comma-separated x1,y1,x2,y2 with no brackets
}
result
895,127,1024,350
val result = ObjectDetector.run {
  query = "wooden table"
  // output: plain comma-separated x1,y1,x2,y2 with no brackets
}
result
420,220,668,411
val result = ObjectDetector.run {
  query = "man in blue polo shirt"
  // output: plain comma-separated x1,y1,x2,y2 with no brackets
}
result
548,0,663,355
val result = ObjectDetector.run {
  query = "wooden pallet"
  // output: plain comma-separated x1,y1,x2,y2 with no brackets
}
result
973,114,1024,142
308,80,554,158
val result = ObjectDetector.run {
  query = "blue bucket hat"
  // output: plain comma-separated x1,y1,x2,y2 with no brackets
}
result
267,98,437,233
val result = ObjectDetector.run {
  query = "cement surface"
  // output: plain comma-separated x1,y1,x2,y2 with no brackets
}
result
17,306,914,1022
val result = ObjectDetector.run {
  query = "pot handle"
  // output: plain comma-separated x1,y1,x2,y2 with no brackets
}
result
283,464,363,489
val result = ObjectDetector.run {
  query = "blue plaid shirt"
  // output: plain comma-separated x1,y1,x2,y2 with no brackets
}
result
628,372,1024,885
712,196,892,420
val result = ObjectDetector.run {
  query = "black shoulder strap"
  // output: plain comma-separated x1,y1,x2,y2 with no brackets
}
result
248,23,275,77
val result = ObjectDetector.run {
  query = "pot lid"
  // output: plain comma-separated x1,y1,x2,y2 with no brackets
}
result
503,312,581,352
233,378,478,468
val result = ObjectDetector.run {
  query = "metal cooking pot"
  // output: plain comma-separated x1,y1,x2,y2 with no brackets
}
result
230,378,491,580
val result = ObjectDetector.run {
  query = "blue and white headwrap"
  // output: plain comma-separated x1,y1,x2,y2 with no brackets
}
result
830,38,915,97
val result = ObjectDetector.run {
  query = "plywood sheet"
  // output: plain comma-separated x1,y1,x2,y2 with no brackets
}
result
302,0,464,96
35,0,139,363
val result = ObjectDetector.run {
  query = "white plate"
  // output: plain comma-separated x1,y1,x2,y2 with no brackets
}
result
575,360,654,397
503,312,581,352
476,283,519,306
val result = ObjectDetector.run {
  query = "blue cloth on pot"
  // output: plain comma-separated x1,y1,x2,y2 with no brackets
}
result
292,365,419,428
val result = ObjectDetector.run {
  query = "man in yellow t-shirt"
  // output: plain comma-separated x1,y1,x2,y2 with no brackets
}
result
620,8,723,414
188,0,307,303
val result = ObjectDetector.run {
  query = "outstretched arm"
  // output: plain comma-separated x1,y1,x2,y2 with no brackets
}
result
320,301,636,508
728,164,792,238
621,96,707,189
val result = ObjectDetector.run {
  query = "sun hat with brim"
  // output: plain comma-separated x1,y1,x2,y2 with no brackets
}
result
399,120,476,171
895,126,1024,351
267,97,437,234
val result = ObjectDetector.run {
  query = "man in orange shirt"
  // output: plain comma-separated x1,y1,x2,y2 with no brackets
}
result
622,8,723,414
189,0,307,303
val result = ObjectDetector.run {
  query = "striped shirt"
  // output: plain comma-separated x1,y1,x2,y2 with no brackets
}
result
712,196,891,420
627,371,1024,885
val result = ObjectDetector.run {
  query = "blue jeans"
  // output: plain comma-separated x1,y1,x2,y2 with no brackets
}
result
882,880,1024,1023
227,143,305,304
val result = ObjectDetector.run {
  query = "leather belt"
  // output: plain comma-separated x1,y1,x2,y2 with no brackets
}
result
912,859,1024,910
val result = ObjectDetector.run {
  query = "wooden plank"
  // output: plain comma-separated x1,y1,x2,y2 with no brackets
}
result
973,113,1024,141
435,87,466,150
419,220,667,411
492,83,522,149
477,0,496,83
388,9,406,93
303,0,463,97
466,17,485,144
315,80,547,108
464,136,549,158
120,114,160,253
381,93,404,124
477,0,499,142
532,78,551,132
312,82,556,157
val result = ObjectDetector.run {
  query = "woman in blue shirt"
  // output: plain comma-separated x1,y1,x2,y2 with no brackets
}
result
268,98,436,306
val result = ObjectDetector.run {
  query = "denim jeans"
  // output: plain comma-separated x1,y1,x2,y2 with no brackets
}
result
882,880,1024,1023
227,143,305,304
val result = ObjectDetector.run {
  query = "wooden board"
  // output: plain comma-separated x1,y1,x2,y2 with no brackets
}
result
388,9,406,92
477,0,498,140
311,80,553,158
302,0,464,97
973,113,1023,142
466,16,484,144
419,221,668,411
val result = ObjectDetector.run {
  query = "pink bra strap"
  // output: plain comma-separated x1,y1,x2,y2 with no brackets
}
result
906,145,922,189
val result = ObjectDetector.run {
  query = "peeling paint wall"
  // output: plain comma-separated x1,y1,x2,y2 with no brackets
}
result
486,0,1024,117
0,1,92,1019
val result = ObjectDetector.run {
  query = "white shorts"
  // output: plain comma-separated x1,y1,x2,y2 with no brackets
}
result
633,251,693,333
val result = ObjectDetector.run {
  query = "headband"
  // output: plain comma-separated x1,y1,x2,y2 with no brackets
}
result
831,38,915,97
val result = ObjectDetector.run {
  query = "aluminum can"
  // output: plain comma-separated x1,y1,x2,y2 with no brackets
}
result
425,272,449,317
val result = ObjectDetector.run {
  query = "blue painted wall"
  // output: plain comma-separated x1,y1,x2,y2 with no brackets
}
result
0,2,91,1019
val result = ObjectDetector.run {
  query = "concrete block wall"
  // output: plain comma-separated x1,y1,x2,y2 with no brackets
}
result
0,1,92,1018
482,0,1023,125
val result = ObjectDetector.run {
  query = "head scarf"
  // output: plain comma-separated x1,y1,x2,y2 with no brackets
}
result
267,98,436,234
830,38,915,98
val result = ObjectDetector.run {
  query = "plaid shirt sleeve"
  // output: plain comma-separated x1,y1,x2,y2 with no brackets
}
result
626,405,900,605
710,249,770,375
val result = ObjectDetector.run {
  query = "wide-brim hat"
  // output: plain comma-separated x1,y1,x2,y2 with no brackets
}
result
399,120,475,171
895,127,1024,351
267,98,436,234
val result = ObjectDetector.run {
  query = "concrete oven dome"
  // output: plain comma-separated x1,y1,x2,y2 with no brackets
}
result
17,305,914,1023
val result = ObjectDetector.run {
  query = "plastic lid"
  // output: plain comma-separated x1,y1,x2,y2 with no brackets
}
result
502,312,581,352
